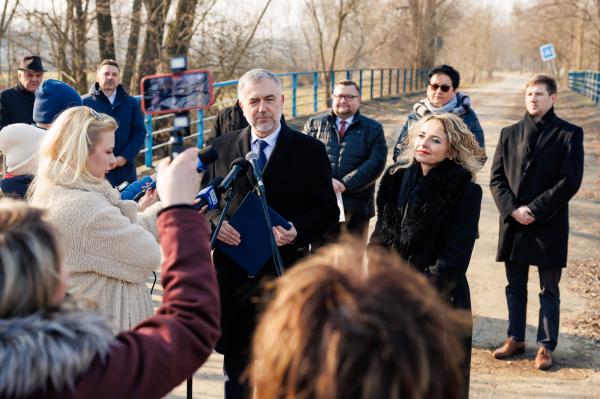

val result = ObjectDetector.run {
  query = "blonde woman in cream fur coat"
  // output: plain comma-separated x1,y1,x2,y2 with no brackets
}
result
30,106,161,332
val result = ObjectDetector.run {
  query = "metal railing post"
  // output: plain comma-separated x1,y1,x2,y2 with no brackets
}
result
403,68,407,93
292,73,298,118
196,109,204,149
331,70,336,95
359,69,363,95
144,114,153,168
396,68,400,94
313,72,319,113
380,69,384,97
409,67,414,92
346,69,352,80
370,69,374,99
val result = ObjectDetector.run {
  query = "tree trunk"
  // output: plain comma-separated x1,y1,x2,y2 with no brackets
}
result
409,0,439,68
96,0,115,60
163,0,198,62
139,0,171,79
71,0,89,93
122,0,142,93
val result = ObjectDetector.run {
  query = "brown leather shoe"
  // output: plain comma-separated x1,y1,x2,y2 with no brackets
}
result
493,337,526,359
534,347,553,370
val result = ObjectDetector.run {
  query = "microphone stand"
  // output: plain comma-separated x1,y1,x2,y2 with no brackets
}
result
254,183,285,276
210,186,235,249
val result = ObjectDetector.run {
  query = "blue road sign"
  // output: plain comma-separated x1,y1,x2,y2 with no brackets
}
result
540,43,557,62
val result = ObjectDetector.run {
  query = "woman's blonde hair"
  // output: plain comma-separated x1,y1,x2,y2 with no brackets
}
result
0,199,62,317
251,238,470,399
34,106,117,186
395,113,485,179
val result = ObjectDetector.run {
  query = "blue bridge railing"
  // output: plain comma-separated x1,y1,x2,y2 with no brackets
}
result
136,67,430,168
568,70,600,105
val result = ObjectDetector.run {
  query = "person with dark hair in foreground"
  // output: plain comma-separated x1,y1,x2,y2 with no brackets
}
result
251,239,471,399
0,148,220,399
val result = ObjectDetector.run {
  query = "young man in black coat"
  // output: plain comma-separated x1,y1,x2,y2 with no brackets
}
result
490,75,584,370
304,80,387,244
202,69,339,399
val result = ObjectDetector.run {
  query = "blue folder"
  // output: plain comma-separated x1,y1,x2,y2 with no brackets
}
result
215,192,291,276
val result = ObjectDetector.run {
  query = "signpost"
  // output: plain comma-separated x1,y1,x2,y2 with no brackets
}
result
539,43,558,77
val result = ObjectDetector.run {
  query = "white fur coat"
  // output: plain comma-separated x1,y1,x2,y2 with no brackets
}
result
31,167,161,332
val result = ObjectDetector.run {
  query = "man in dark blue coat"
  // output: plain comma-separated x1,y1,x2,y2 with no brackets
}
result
82,59,146,187
304,80,387,244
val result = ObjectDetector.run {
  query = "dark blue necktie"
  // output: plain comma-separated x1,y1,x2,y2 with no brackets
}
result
257,139,268,171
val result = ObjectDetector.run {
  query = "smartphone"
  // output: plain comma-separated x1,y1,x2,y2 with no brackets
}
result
140,69,215,115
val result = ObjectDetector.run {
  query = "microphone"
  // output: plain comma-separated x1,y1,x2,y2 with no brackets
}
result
193,176,224,210
197,147,219,173
245,151,264,189
218,158,250,193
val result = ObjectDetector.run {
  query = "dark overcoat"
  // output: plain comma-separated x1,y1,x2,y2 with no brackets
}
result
0,84,35,129
304,111,387,217
370,160,482,309
203,123,339,356
82,83,146,187
489,110,584,268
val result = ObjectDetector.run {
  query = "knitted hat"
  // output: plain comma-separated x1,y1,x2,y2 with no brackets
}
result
0,123,45,174
33,79,82,124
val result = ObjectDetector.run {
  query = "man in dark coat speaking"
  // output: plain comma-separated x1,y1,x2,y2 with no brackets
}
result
490,74,584,370
202,69,339,399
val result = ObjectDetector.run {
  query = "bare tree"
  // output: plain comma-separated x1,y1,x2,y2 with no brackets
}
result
72,0,90,92
303,0,362,103
163,0,198,61
189,0,272,83
138,0,171,81
95,0,115,60
21,0,93,92
0,0,21,85
122,0,143,92
0,0,20,44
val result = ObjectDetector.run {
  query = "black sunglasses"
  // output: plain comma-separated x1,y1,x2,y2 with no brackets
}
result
428,83,452,92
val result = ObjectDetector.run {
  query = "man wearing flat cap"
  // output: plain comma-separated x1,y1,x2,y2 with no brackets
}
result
0,56,46,129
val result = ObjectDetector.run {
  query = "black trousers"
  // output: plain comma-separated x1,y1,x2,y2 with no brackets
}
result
223,354,250,399
504,262,562,351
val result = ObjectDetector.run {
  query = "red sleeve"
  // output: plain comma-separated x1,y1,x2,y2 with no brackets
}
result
75,207,220,398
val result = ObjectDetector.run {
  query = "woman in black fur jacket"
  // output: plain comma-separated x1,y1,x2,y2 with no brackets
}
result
370,112,485,396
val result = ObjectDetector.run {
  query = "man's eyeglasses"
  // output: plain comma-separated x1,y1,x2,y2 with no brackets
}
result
428,83,452,93
332,94,359,101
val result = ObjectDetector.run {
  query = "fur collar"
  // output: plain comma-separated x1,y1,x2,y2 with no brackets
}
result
0,301,114,397
377,160,471,263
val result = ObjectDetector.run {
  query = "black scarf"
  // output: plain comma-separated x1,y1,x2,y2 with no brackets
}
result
522,107,555,167
376,159,472,266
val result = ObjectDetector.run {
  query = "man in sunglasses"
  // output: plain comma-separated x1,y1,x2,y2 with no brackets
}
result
392,64,484,161
304,80,387,245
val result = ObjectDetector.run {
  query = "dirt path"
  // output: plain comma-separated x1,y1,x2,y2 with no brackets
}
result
165,73,600,398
